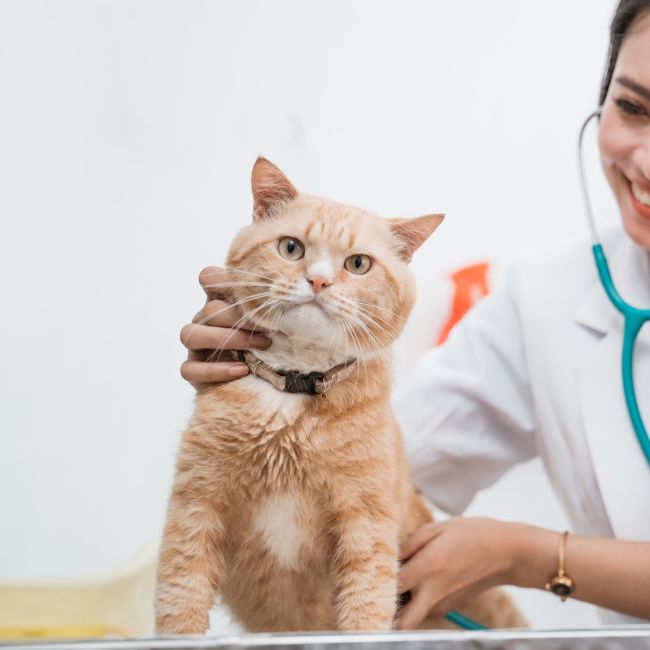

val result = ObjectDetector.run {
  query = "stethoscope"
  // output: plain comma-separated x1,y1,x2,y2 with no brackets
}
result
578,109,650,468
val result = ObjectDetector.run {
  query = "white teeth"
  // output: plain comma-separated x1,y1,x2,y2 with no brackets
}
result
631,182,650,207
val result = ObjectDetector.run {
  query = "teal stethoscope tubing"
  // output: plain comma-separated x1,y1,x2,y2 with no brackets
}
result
445,610,487,630
578,109,650,467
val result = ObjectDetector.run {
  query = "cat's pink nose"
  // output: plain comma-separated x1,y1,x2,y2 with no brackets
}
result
307,275,332,294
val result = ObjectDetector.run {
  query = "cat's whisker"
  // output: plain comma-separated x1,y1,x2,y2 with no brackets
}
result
354,314,394,349
223,276,296,295
205,296,280,361
355,306,399,334
225,267,277,282
267,301,286,333
222,267,296,295
196,290,277,325
224,296,280,340
186,291,277,353
335,295,401,334
253,296,285,333
353,319,391,365
201,281,269,290
337,316,352,370
341,317,366,388
337,318,358,386
339,308,391,365
356,298,403,318
258,246,293,285
334,298,397,347
329,300,394,355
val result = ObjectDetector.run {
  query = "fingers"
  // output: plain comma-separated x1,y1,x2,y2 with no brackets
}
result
395,586,435,630
180,359,249,384
180,324,271,352
199,266,230,300
180,266,272,388
193,299,264,332
398,547,433,594
400,522,444,561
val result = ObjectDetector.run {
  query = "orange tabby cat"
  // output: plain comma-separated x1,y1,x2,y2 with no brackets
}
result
155,158,526,634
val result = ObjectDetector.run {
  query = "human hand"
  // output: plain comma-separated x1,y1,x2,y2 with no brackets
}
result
396,517,519,629
179,266,271,388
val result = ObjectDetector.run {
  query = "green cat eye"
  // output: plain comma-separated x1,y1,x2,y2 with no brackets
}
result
344,254,372,275
278,237,305,261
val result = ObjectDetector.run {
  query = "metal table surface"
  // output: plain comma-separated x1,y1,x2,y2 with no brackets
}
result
4,627,650,650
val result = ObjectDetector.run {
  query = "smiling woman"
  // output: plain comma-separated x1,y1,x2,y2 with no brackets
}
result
392,0,650,627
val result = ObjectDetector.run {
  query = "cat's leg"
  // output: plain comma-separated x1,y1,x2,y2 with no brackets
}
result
331,506,399,632
155,484,227,635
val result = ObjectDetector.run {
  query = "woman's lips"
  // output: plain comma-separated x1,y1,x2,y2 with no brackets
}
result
628,179,650,220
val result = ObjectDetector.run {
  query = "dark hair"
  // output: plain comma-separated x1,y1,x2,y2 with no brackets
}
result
600,0,650,105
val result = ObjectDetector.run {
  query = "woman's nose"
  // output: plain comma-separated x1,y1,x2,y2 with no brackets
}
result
632,138,650,182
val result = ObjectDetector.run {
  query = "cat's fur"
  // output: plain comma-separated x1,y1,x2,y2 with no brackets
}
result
155,158,526,634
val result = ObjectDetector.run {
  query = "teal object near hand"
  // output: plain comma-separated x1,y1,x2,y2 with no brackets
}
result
445,610,488,630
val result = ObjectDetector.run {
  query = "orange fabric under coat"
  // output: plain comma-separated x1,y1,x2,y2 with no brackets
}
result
435,262,490,346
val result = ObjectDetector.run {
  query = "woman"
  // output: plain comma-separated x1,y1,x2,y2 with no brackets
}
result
179,0,650,626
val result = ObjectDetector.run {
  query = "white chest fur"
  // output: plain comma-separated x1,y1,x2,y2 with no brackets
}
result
251,492,310,569
239,374,307,423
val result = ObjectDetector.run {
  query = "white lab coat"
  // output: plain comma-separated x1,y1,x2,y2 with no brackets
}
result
393,225,650,625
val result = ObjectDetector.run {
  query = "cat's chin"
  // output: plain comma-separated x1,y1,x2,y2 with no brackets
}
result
244,302,386,373
261,301,337,340
251,315,365,375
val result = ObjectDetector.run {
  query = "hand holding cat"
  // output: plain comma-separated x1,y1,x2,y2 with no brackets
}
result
396,517,522,629
179,266,271,387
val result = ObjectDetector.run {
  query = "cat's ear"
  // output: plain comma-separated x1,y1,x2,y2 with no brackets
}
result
251,156,298,221
388,214,444,262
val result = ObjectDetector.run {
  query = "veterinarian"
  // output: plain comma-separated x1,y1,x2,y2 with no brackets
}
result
179,0,650,627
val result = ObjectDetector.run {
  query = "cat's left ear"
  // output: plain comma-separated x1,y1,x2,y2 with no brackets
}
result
388,214,444,262
251,156,298,221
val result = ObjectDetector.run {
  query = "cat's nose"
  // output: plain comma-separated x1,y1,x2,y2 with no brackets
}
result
307,275,332,294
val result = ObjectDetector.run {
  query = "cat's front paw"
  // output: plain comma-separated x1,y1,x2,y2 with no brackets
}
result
338,607,395,633
155,611,209,636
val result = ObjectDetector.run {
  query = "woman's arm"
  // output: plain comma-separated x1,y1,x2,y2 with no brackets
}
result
396,517,650,629
394,278,538,515
512,522,650,620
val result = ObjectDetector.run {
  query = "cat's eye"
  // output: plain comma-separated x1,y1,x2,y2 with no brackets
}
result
344,254,372,275
278,237,305,260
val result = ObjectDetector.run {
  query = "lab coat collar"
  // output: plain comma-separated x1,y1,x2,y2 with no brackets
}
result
573,229,650,335
574,228,650,541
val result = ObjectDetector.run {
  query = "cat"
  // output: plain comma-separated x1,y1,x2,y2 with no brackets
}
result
155,157,527,634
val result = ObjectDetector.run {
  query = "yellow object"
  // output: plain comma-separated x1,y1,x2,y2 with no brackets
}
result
0,544,157,641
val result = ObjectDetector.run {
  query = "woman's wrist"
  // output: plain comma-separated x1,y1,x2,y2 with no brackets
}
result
506,522,558,589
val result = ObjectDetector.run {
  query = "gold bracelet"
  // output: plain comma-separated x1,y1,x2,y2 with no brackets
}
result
544,530,575,601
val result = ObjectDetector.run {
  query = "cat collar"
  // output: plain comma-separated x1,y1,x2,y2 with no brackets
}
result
234,350,357,397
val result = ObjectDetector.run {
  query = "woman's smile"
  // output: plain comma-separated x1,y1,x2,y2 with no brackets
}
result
630,179,650,219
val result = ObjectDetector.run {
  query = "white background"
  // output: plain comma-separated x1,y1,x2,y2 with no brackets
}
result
0,0,621,630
